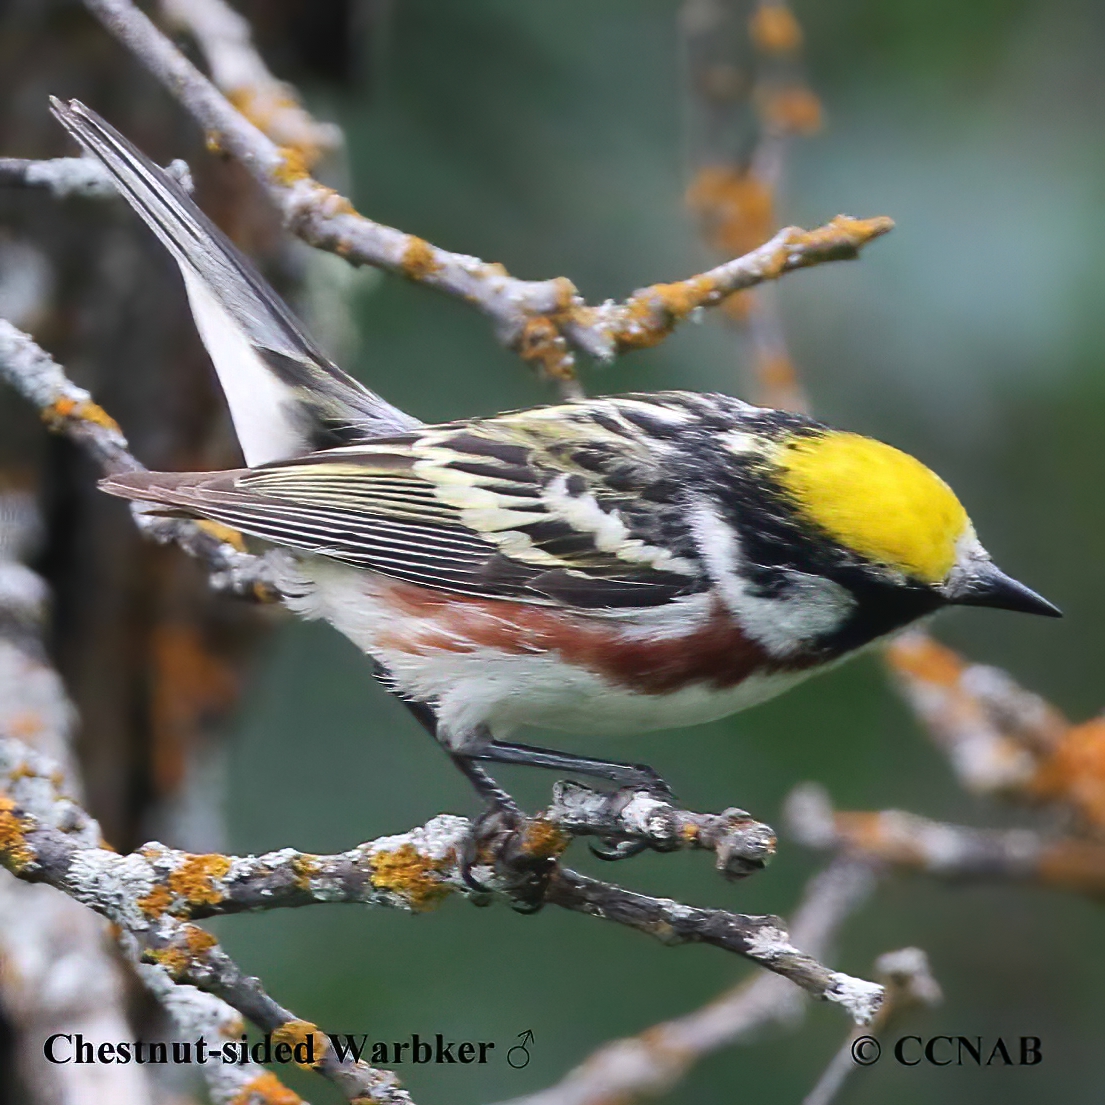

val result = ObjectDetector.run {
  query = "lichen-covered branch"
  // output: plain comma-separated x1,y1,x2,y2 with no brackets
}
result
0,492,297,1105
160,0,342,167
786,782,1105,896
0,736,411,1105
887,631,1105,832
682,0,822,413
0,492,154,1105
0,743,884,1025
547,780,775,878
0,318,278,598
496,859,876,1105
80,0,891,384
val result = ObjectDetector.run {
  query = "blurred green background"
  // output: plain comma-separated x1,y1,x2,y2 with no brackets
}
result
207,1,1105,1101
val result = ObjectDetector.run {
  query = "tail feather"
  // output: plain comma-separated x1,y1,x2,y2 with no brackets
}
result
50,98,419,466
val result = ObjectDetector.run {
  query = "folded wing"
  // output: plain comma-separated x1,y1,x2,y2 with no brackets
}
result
101,398,710,610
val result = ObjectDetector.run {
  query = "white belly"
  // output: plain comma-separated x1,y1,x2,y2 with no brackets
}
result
271,555,816,748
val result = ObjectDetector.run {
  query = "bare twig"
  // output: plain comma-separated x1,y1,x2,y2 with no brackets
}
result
802,947,941,1105
496,860,876,1105
544,868,881,1022
0,155,119,198
79,0,891,385
0,154,193,199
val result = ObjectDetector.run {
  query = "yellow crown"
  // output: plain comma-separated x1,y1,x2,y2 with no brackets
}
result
774,431,969,583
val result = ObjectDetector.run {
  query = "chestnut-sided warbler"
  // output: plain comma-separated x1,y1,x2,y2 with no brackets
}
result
54,99,1059,813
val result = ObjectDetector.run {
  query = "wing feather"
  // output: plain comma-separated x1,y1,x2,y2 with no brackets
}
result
100,394,725,609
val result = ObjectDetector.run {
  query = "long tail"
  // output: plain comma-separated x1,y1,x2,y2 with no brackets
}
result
50,98,419,466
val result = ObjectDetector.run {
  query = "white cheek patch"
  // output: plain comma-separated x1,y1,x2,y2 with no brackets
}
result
689,500,855,658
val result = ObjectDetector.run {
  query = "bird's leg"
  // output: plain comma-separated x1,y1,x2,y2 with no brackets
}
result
375,662,666,867
376,667,555,902
470,740,675,802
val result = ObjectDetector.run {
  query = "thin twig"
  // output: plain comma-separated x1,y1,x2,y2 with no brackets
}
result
160,0,343,167
496,860,876,1105
0,153,193,199
802,947,941,1105
79,0,891,385
0,318,278,598
785,782,1105,896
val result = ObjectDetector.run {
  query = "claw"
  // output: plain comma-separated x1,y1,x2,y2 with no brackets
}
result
458,797,556,912
589,837,650,862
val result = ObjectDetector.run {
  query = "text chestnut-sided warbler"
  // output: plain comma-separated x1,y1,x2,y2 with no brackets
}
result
54,99,1060,809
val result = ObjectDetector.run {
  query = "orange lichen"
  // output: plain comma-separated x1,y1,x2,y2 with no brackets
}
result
616,275,720,350
147,928,216,979
521,818,569,860
167,853,232,906
230,1070,303,1105
516,316,575,381
753,350,811,412
759,85,823,135
685,167,774,258
794,215,895,261
369,844,451,912
291,853,320,891
150,623,241,795
42,397,123,435
197,520,248,552
230,1070,305,1105
832,811,920,864
271,147,312,186
229,87,324,168
1029,719,1105,830
137,883,174,919
0,797,33,872
401,236,442,281
885,632,964,687
273,1020,325,1069
749,3,803,54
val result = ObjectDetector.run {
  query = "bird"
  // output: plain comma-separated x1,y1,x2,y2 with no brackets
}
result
52,99,1060,825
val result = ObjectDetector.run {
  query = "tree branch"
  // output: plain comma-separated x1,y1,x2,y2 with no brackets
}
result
0,318,278,598
801,947,941,1105
495,859,877,1105
786,782,1105,896
79,0,891,384
160,0,343,168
